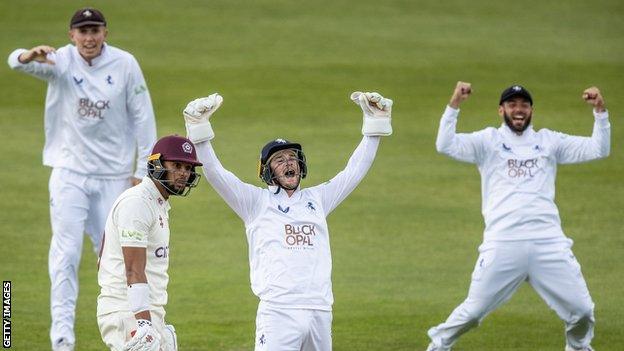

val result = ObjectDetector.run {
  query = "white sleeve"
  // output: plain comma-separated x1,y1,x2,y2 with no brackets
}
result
312,136,380,215
125,56,157,179
553,110,611,164
115,197,155,248
435,105,487,164
196,141,263,223
7,48,58,81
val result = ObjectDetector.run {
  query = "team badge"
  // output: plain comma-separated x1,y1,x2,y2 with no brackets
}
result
182,142,193,154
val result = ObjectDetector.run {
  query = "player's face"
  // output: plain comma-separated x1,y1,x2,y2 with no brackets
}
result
499,97,533,133
163,160,193,194
269,149,301,190
69,25,107,62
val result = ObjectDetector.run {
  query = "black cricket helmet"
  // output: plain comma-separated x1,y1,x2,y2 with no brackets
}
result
147,135,202,196
258,138,307,185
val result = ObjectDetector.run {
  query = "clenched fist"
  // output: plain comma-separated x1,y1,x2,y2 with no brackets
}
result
582,87,606,113
449,81,472,109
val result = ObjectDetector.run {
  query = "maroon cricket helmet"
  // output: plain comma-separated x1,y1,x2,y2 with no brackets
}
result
150,135,202,167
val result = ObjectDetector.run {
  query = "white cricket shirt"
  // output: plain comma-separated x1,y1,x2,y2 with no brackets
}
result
198,136,380,310
7,44,156,179
97,177,171,316
436,105,610,242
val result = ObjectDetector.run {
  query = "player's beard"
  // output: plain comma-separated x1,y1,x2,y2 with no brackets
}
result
503,111,532,134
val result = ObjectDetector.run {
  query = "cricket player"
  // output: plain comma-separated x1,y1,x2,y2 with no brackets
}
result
7,7,156,350
182,91,392,350
426,82,610,351
97,135,202,351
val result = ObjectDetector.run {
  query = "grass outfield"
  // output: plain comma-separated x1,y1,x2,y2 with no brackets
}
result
1,0,623,350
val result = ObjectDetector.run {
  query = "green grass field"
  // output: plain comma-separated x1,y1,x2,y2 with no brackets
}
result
1,0,623,350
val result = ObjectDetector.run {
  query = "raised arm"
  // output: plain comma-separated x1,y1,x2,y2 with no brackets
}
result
554,87,610,164
7,46,58,81
315,91,391,214
183,94,263,223
435,81,486,164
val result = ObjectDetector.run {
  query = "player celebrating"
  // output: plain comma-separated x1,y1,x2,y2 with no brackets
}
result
426,82,610,351
182,91,392,351
97,135,202,351
7,7,156,350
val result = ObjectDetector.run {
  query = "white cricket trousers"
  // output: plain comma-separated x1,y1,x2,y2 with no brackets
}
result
428,238,594,350
255,302,332,351
48,168,130,346
97,308,175,350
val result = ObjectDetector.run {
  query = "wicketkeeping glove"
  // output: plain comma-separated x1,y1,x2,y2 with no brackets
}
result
123,319,161,351
183,93,224,143
350,91,393,136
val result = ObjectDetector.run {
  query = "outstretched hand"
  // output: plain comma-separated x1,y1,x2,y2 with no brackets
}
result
18,45,56,65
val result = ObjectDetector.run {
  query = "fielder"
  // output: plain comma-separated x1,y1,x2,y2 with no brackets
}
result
182,91,392,350
7,7,156,350
97,135,203,351
426,82,610,351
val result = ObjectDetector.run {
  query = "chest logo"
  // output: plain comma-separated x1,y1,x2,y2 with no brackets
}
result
284,224,316,248
106,75,114,85
306,201,316,212
278,205,290,213
73,76,83,85
507,158,540,178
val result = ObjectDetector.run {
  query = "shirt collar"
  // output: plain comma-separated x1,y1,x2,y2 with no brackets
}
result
73,43,108,67
144,176,171,211
268,184,302,202
499,123,535,140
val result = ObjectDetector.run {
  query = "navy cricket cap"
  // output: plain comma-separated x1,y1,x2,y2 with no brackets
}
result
70,8,106,28
499,85,533,106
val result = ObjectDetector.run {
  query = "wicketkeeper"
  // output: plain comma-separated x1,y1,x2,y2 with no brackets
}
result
182,91,392,350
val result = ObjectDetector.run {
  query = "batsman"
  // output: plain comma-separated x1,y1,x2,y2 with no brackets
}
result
426,82,610,351
182,91,392,351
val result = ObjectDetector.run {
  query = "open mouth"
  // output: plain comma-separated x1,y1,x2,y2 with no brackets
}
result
511,115,526,122
284,169,296,178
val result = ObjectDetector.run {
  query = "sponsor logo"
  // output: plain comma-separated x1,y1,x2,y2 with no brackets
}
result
73,76,83,85
284,224,316,248
259,334,266,345
121,229,144,241
502,143,512,152
278,205,290,213
78,98,110,120
507,158,539,178
155,246,169,258
182,142,193,154
106,75,114,85
134,84,147,95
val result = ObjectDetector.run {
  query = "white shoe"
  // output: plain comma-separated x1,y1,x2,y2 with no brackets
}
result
565,345,594,351
426,342,451,351
52,338,74,351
